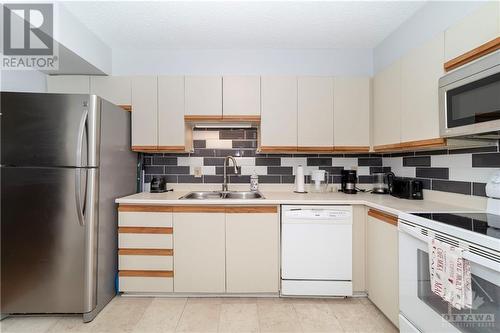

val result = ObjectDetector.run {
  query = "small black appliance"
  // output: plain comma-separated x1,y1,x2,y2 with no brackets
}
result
150,176,167,193
389,176,423,200
341,170,357,194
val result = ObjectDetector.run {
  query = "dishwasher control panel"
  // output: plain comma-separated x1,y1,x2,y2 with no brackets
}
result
283,206,352,221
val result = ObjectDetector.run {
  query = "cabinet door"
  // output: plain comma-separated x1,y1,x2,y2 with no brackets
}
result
46,75,90,94
158,76,186,149
90,76,131,105
225,210,279,293
333,77,371,147
185,76,222,116
223,76,260,116
401,33,444,143
261,76,298,149
297,77,334,149
373,61,401,147
444,1,500,61
131,76,158,148
367,211,399,327
173,212,226,292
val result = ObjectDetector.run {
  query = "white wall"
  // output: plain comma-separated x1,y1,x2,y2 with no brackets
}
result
112,48,373,76
1,70,47,92
373,1,488,73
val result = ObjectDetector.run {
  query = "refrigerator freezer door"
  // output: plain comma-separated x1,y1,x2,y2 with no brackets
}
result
0,92,100,167
1,166,87,313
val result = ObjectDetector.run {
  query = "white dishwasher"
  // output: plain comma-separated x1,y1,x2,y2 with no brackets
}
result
281,205,353,296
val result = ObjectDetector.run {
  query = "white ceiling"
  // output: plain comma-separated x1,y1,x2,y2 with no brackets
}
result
62,1,427,50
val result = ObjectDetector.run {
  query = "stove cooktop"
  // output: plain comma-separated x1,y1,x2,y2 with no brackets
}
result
411,212,500,240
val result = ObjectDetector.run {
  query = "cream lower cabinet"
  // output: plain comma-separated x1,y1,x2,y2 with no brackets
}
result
173,210,226,293
366,209,399,327
118,206,174,293
225,208,279,293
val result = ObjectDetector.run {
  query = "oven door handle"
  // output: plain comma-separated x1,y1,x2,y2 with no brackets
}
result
462,251,500,272
399,222,429,243
399,221,500,272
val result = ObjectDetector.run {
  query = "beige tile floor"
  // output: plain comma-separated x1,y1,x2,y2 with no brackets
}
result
0,296,399,333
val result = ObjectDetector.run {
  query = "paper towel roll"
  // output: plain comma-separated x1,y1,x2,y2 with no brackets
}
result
294,165,306,193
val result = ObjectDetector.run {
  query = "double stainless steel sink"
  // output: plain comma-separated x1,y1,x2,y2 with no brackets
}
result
179,191,265,200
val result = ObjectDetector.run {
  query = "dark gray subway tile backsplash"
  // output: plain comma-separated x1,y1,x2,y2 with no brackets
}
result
415,167,449,179
472,152,500,167
403,156,431,167
140,128,499,198
432,180,471,195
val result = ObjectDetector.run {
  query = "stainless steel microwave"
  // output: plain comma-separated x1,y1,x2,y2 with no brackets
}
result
439,50,500,138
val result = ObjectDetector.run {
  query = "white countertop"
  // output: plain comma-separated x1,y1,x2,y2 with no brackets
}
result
115,190,481,216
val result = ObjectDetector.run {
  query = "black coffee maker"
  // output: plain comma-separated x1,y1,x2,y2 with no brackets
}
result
150,176,167,193
341,170,357,194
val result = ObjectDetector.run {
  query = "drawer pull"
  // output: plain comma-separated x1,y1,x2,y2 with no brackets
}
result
118,227,173,234
119,270,173,277
119,249,173,256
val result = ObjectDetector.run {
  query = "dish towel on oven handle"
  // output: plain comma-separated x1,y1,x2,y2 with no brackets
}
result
428,238,472,310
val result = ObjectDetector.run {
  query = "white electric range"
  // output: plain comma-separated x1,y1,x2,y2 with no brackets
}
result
398,208,500,333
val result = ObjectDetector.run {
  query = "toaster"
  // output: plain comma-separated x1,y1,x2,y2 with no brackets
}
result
389,176,423,200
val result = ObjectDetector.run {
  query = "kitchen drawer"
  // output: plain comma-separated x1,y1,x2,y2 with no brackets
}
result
119,211,173,227
118,233,173,249
119,255,173,271
119,276,173,293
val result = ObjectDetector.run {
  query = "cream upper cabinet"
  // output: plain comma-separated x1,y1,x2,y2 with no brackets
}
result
225,211,279,293
367,211,399,327
445,1,500,61
401,33,444,143
90,76,131,105
373,61,401,147
158,76,186,148
131,76,158,148
223,76,261,116
173,212,226,293
297,77,334,149
333,77,371,147
47,75,90,94
185,76,222,116
261,76,298,149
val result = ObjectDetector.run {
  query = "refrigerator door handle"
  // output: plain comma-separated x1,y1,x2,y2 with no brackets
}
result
75,169,86,226
75,109,88,226
76,109,88,168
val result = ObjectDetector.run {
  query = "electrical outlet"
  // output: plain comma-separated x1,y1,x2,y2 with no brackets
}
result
193,166,202,178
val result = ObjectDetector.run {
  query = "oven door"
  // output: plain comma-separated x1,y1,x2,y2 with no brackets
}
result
399,222,500,333
439,52,500,138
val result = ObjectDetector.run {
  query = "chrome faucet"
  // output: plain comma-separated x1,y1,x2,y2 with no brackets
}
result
222,156,239,192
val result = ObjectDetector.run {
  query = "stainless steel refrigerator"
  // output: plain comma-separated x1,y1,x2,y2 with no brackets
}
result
0,92,136,322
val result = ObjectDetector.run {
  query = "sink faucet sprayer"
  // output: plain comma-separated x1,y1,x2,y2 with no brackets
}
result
222,156,239,192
